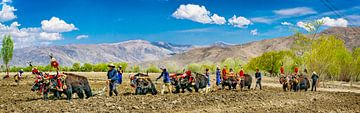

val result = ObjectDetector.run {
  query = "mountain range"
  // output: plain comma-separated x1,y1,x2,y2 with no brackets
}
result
10,27,360,67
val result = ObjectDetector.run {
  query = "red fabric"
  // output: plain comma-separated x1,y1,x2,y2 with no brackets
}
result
280,66,285,74
294,67,299,73
239,70,244,77
57,79,63,88
222,68,227,80
51,61,59,70
32,69,39,74
185,70,192,76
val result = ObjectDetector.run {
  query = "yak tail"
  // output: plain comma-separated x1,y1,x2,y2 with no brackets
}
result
92,86,107,96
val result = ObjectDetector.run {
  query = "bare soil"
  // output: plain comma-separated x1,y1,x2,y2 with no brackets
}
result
0,72,359,113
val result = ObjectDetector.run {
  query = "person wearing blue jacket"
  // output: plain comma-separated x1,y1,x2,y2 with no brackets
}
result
215,66,221,89
156,67,171,94
107,64,119,96
117,66,123,85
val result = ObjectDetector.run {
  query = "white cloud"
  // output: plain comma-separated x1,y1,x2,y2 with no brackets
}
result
76,35,89,40
317,17,348,27
281,22,293,26
274,7,317,16
250,29,258,36
41,17,77,33
39,32,62,41
0,4,16,22
228,15,251,28
296,21,314,32
345,14,360,25
210,14,226,25
172,4,226,25
1,0,12,3
250,17,272,24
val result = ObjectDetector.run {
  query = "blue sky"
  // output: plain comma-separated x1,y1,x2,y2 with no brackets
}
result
1,0,359,47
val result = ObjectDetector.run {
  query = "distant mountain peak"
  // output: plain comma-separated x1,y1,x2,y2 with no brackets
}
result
212,41,234,47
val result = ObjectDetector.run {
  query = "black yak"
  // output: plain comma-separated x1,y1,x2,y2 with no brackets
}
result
31,72,93,101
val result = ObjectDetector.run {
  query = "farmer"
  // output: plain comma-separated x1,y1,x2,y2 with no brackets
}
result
215,66,221,89
117,66,123,85
311,71,319,91
184,70,193,83
156,67,171,94
205,68,210,92
32,67,40,75
280,64,285,75
18,69,24,79
294,64,299,75
221,66,228,81
239,67,245,87
107,64,119,96
255,69,262,90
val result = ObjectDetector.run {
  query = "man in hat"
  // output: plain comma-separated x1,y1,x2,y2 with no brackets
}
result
311,71,319,91
107,64,119,96
156,67,171,94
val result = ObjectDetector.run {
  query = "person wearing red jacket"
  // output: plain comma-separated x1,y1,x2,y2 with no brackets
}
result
280,65,285,75
239,67,245,78
294,64,299,74
51,58,59,71
184,70,193,83
221,66,228,81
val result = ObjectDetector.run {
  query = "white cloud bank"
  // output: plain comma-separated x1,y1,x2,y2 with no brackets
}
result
172,4,226,25
274,7,317,16
76,35,89,40
228,15,251,28
296,17,348,31
41,17,77,32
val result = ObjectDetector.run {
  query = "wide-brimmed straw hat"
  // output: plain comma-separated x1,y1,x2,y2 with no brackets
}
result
108,64,115,67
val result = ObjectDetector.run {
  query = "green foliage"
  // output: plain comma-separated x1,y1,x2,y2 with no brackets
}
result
71,62,81,71
304,35,354,81
221,57,244,73
114,62,128,72
2,35,14,75
187,63,201,73
245,51,295,75
145,64,161,73
130,65,141,73
81,63,93,72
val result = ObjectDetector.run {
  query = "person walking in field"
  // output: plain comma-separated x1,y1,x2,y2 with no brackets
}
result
221,66,228,81
255,69,262,90
294,64,299,75
215,66,222,90
107,64,119,96
239,66,245,87
280,64,285,75
205,68,211,92
156,67,171,94
311,71,319,91
117,66,123,85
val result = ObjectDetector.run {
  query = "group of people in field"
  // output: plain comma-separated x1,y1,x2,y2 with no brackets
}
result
279,64,319,92
111,64,264,96
10,53,320,100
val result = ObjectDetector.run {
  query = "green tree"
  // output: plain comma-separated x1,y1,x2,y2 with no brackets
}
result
81,63,93,72
1,35,14,77
145,64,161,73
304,35,351,81
187,63,201,73
72,62,81,71
245,51,295,76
